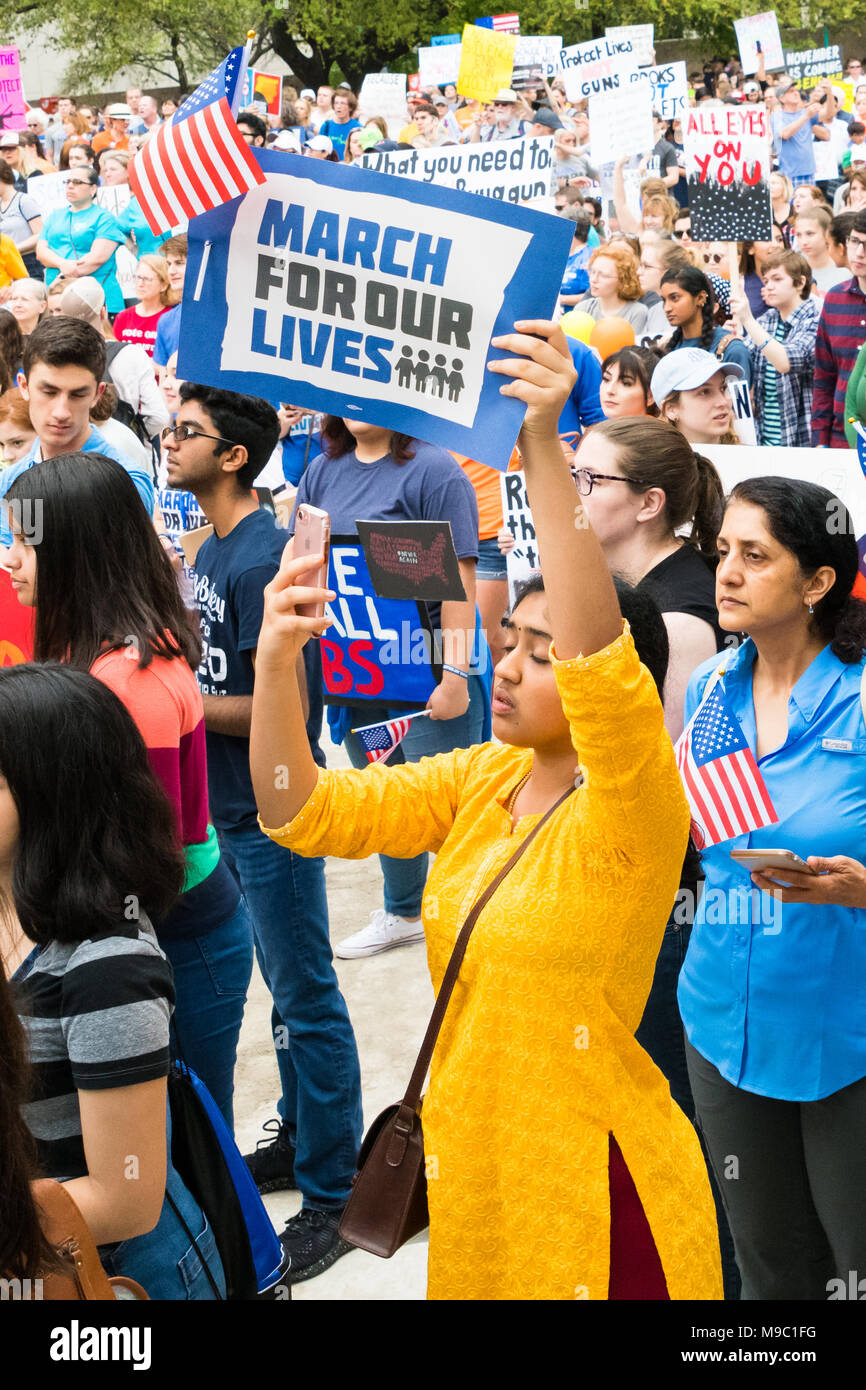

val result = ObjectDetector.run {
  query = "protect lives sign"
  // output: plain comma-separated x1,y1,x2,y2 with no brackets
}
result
179,149,572,468
321,538,438,706
358,135,554,205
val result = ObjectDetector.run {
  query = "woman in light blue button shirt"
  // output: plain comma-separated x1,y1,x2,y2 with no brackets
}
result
679,476,866,1301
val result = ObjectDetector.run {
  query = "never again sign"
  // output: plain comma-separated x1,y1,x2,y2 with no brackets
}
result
179,150,572,468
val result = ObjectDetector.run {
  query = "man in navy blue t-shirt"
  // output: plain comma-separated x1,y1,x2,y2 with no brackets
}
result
164,382,362,1285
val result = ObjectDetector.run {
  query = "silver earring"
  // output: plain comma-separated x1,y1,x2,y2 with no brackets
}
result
808,600,814,615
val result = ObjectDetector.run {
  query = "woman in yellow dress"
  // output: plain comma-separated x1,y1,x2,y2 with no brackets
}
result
250,320,723,1301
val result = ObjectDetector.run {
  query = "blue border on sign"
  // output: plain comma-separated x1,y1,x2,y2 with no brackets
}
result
178,148,572,469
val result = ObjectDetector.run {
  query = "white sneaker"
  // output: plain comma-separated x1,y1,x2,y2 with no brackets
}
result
335,909,425,959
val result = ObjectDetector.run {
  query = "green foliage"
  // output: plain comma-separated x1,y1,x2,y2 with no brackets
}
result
0,0,858,99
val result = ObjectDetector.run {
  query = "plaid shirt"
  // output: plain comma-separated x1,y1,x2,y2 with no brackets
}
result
750,298,820,448
812,277,866,448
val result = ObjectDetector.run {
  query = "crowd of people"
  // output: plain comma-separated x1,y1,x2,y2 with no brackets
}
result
3,44,866,1307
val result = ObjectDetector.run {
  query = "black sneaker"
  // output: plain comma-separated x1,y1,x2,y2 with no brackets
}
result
243,1118,297,1194
280,1207,353,1284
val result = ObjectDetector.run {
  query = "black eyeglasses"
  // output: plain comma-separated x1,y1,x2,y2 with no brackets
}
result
571,468,651,496
161,423,240,448
846,234,866,252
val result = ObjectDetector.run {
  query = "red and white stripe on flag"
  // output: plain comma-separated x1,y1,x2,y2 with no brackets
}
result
130,96,266,236
492,13,520,31
675,708,777,850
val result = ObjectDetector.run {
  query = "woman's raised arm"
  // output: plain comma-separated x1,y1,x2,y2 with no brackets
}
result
489,320,621,660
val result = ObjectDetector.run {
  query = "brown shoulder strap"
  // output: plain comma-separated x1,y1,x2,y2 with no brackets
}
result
398,785,574,1120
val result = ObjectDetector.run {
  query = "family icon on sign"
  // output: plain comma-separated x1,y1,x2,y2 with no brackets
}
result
396,346,465,402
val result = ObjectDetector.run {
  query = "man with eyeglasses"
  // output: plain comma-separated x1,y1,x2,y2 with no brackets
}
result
812,210,866,447
36,166,125,317
163,381,363,1283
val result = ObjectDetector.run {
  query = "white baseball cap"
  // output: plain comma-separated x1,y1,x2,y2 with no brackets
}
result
306,134,333,154
271,130,301,152
59,277,106,321
650,348,744,403
0,131,19,147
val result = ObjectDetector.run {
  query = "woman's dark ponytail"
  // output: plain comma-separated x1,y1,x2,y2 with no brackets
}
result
699,294,716,352
826,596,866,664
691,452,725,557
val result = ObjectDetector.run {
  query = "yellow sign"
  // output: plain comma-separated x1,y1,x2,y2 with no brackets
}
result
457,23,518,103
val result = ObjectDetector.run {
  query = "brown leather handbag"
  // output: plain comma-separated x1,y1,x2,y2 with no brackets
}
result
339,786,573,1258
29,1179,149,1300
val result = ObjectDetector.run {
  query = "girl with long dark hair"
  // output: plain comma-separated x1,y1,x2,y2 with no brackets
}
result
2,662,225,1297
680,477,866,1299
5,452,253,1131
660,264,751,381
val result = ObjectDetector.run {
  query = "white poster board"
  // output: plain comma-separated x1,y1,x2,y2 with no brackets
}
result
358,135,554,205
556,36,639,102
629,61,688,123
499,468,539,602
418,44,463,88
605,24,654,68
734,12,784,75
359,72,407,131
588,83,654,163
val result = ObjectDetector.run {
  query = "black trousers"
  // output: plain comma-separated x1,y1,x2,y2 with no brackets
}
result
685,1036,866,1300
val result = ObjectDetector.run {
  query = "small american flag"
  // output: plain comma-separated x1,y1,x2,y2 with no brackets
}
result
476,13,521,32
129,45,266,236
675,679,777,849
356,716,413,764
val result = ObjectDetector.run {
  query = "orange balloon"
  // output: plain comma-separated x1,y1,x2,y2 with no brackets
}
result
559,310,596,344
589,317,636,358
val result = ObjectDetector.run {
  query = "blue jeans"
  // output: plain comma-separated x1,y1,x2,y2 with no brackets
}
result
341,675,486,918
161,899,254,1135
100,1152,226,1300
217,823,363,1210
636,907,741,1301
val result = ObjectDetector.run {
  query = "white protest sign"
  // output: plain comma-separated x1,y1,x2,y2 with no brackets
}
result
734,12,784,75
25,170,72,216
418,44,463,88
605,24,654,68
96,184,132,217
588,83,654,163
557,35,639,102
499,469,539,602
629,61,688,122
813,136,840,182
358,135,554,206
359,72,407,129
727,379,757,446
703,445,866,542
512,33,562,82
684,104,773,242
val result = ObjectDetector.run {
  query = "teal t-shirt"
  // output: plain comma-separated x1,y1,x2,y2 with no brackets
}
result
42,203,125,313
116,195,170,258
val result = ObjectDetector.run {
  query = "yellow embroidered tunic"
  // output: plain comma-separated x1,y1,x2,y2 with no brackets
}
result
263,627,723,1300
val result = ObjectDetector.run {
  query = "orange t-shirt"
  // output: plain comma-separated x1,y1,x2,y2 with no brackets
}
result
453,451,520,540
92,131,131,154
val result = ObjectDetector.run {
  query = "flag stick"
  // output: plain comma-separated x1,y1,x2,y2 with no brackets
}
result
350,709,432,735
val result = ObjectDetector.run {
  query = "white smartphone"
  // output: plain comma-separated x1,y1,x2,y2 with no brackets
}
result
293,505,331,619
729,849,817,875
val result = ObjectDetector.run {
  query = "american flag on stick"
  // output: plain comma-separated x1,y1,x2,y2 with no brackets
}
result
476,14,521,32
674,678,777,849
129,43,266,236
352,710,431,764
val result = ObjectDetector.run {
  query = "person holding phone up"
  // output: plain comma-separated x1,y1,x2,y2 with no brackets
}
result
248,320,724,1301
678,475,866,1301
